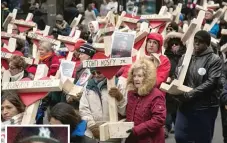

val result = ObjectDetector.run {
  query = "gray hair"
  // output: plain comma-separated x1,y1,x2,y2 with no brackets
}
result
39,41,54,52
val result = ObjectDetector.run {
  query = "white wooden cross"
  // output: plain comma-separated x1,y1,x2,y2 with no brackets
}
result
1,24,26,41
221,29,227,53
10,11,37,31
97,11,115,28
160,10,206,95
1,38,34,65
70,14,83,29
2,64,63,124
2,9,17,30
196,0,220,11
82,35,134,141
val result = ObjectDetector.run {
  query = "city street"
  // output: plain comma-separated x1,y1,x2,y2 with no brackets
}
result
166,110,224,143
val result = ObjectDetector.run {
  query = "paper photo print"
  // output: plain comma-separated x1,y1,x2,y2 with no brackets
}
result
111,31,136,58
76,69,92,86
6,125,69,143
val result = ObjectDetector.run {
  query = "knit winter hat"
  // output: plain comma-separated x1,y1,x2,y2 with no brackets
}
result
194,30,211,46
56,14,64,21
79,43,96,57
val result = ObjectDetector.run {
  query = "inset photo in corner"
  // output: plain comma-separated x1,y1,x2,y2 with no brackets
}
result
6,125,69,143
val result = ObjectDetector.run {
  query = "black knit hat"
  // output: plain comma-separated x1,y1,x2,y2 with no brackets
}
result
194,30,211,46
79,43,96,58
167,22,179,32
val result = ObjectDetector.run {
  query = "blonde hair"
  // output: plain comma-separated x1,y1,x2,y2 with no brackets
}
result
39,41,54,52
127,57,157,96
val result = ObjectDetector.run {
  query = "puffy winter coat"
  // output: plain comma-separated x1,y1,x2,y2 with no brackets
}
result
121,33,171,88
39,53,60,77
176,47,223,110
125,58,166,143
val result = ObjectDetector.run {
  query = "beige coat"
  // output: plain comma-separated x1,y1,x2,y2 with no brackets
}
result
79,77,127,139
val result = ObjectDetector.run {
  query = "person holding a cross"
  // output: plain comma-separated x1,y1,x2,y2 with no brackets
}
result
79,68,126,141
124,57,166,143
204,9,220,37
39,41,60,77
173,30,223,143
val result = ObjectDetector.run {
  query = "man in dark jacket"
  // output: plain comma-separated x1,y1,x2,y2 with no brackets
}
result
174,30,223,143
221,51,227,143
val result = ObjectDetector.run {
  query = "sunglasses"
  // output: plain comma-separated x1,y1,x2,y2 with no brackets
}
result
167,27,174,31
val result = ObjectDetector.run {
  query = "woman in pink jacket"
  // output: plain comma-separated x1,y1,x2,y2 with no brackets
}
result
125,57,166,143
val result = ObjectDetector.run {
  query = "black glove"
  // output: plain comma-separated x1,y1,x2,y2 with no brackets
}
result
173,92,193,102
126,129,133,133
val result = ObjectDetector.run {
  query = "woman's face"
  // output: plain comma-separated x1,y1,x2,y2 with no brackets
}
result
39,46,49,57
1,100,19,121
146,39,159,54
9,62,23,76
49,117,62,125
133,69,144,89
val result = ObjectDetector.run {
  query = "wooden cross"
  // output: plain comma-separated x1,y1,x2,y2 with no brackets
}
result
97,11,115,27
2,9,17,30
2,64,63,124
221,29,227,53
1,38,34,65
82,33,134,141
160,10,206,95
70,14,83,29
10,11,37,31
27,26,60,64
196,0,220,11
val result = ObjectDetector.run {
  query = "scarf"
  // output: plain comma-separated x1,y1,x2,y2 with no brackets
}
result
39,52,53,61
10,71,24,82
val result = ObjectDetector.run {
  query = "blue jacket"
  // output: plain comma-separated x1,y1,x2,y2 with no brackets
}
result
71,120,97,143
209,23,219,37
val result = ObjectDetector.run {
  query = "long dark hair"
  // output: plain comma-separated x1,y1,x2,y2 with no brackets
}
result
48,103,82,133
1,91,25,121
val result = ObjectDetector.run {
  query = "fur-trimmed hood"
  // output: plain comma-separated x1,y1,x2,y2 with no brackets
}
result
164,31,183,48
127,57,157,96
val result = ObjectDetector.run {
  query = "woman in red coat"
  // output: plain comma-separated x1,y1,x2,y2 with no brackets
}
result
38,41,60,77
125,57,166,143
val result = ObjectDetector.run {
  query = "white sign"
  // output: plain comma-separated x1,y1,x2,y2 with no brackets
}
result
83,57,132,68
11,19,36,27
2,80,62,92
28,32,61,46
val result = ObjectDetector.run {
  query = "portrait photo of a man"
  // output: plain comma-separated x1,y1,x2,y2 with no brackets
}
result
111,31,136,58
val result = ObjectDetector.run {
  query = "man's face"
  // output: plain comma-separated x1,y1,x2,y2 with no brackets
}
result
193,37,207,55
89,23,95,33
56,20,63,25
205,11,213,20
119,41,127,52
146,39,159,54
